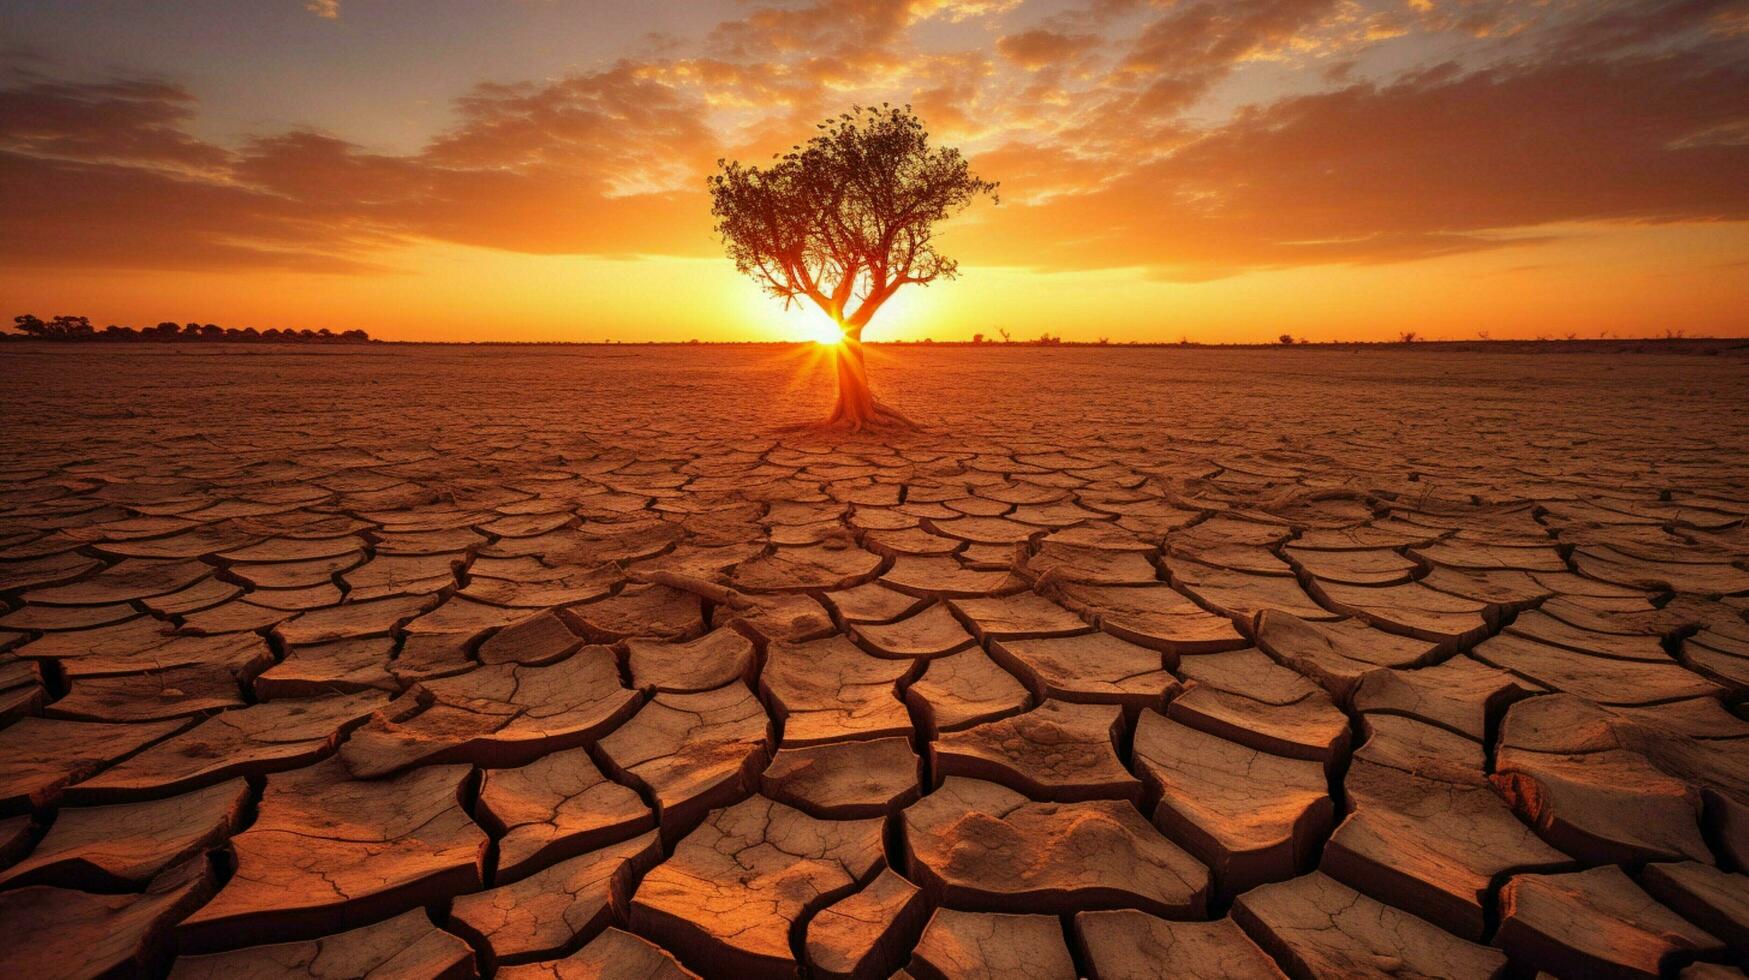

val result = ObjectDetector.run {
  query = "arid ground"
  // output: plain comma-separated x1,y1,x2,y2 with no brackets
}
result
1,343,1746,978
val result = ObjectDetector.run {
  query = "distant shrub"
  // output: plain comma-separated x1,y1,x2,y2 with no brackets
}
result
7,314,371,343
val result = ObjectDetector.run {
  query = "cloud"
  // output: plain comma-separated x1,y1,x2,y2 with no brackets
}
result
963,46,1749,277
0,150,390,274
706,0,917,59
0,78,229,170
1,0,1744,280
0,69,717,273
995,29,1101,69
912,0,1025,21
306,0,340,20
1109,0,1349,116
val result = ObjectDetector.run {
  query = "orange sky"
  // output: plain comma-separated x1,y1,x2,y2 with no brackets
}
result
2,0,1745,343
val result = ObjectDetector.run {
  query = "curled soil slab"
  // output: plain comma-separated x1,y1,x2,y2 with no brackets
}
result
1073,909,1287,979
0,858,215,978
760,635,915,745
902,776,1209,918
932,698,1141,803
907,908,1076,980
167,907,476,979
448,831,661,971
1492,693,1749,865
476,748,654,883
176,759,487,951
1231,872,1508,979
805,868,930,980
1496,865,1726,978
760,736,921,818
595,683,772,842
629,795,885,978
0,778,247,891
493,926,700,979
1132,710,1332,902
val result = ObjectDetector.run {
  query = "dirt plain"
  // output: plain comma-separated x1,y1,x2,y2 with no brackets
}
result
0,342,1746,979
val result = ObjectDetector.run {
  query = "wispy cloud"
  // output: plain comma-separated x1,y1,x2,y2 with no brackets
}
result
305,0,340,20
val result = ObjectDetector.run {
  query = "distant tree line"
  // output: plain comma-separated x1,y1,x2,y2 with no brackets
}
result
9,314,371,343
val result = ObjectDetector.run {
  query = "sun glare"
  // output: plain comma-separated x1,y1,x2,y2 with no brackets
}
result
802,315,844,346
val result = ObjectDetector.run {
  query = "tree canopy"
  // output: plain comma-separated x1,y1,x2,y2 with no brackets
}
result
708,104,997,337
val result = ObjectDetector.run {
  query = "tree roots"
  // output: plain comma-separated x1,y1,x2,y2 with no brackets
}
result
818,397,921,434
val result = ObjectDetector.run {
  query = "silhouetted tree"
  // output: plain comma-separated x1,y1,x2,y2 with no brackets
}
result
709,104,997,430
10,314,368,343
49,315,93,338
1279,333,1295,345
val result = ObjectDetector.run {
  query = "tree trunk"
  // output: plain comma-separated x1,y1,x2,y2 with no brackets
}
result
823,324,916,432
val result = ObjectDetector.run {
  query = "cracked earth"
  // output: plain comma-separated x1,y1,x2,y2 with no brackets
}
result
1,343,1746,978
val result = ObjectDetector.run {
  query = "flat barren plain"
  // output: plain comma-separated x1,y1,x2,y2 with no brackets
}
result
1,343,1746,979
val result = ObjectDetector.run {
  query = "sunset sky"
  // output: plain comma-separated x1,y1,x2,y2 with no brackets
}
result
2,0,1745,343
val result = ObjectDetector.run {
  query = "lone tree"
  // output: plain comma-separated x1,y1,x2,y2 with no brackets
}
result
709,105,996,430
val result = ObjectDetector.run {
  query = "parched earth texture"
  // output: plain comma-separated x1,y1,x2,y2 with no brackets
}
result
1,342,1747,979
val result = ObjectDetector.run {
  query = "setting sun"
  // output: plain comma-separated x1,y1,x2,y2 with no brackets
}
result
801,317,845,347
